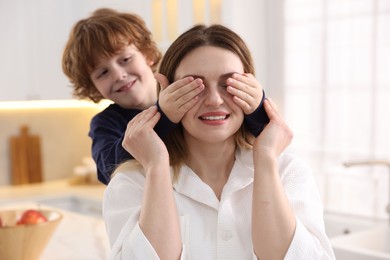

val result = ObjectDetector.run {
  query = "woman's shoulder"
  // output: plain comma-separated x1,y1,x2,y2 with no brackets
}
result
237,148,312,177
109,160,146,185
278,152,309,168
277,152,314,181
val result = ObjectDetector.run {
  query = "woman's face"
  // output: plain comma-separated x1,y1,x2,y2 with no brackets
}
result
174,45,245,144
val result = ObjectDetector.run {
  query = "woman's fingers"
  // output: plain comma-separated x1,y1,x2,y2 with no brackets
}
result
255,98,293,157
124,106,160,144
122,106,167,167
263,98,279,118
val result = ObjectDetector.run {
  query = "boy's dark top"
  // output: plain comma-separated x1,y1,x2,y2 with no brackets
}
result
90,91,269,185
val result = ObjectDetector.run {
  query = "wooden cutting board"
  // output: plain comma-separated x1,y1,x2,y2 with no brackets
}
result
10,126,43,185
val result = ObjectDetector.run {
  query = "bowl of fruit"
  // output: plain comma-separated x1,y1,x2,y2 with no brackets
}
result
0,208,63,260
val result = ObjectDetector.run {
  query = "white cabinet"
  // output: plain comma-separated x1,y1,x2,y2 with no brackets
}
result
0,0,73,100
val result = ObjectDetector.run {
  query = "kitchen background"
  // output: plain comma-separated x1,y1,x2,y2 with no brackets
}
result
0,0,389,222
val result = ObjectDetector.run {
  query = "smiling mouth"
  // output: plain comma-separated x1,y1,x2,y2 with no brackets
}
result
116,80,136,92
199,115,229,120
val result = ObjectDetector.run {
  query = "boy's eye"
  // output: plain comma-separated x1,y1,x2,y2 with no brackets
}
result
122,56,132,63
95,69,108,80
102,70,109,77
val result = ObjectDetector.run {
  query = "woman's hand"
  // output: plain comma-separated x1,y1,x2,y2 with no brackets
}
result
251,98,296,260
156,73,204,123
122,106,169,170
226,73,264,115
253,98,293,157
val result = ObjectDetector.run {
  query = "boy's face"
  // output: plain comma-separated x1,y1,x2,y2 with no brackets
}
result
90,44,157,109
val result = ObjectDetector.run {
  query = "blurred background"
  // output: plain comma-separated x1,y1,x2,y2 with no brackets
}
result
0,0,389,221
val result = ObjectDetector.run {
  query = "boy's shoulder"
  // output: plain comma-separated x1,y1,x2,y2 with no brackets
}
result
92,103,142,122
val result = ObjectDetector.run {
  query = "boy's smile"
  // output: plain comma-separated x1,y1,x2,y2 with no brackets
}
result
115,79,137,93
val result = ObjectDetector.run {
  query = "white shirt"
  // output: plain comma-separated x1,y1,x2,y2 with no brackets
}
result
103,149,335,259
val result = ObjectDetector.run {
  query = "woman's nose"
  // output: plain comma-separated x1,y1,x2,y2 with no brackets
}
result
204,86,223,106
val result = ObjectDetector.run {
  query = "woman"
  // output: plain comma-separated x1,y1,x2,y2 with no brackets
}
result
103,24,335,260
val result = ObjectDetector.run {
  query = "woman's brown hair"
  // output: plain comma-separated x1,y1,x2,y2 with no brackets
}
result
158,24,255,180
62,8,162,103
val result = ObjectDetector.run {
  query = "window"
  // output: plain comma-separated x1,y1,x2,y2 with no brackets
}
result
283,0,390,218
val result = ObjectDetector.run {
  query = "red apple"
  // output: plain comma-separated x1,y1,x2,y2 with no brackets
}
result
16,209,47,225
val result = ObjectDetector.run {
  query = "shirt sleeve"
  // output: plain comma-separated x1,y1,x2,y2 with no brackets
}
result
279,155,335,260
103,170,185,260
111,223,160,260
155,101,178,139
103,170,156,259
89,111,133,185
89,104,177,185
243,90,269,137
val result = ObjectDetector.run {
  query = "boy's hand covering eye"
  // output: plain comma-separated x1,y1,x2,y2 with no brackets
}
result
226,73,264,115
155,73,204,123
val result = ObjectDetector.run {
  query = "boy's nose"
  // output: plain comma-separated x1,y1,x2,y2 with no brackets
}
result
114,67,127,82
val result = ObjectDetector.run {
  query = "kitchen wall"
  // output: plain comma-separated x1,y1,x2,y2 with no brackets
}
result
0,102,103,186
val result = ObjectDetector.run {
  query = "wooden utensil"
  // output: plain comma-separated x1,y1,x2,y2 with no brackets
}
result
10,126,43,185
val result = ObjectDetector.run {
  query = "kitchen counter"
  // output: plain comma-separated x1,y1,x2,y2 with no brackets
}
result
0,179,110,260
0,179,105,201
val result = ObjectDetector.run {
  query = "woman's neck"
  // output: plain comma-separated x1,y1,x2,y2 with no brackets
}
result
185,139,236,200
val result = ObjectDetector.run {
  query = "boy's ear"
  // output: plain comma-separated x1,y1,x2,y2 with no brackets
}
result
147,57,155,66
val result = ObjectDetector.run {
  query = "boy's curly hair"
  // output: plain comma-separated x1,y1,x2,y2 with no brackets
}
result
62,8,162,103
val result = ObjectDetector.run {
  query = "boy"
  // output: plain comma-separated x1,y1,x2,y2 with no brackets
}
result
62,8,204,184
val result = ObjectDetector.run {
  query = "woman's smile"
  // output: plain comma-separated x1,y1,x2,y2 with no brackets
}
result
198,111,230,125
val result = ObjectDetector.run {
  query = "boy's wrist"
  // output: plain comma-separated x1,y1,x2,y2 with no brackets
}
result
156,100,177,123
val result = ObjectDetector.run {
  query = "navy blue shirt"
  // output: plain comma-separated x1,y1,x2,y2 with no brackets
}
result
89,92,269,185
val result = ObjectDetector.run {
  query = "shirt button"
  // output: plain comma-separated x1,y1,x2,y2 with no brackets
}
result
221,230,233,241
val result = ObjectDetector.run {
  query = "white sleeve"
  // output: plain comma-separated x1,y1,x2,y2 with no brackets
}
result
103,171,159,259
103,171,186,260
279,154,335,260
110,222,160,260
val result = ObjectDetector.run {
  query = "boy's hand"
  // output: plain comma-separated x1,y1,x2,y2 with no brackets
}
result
226,73,263,115
155,73,204,123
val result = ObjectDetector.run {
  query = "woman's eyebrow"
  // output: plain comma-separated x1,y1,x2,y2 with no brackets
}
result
181,72,237,80
181,74,204,80
219,72,236,80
